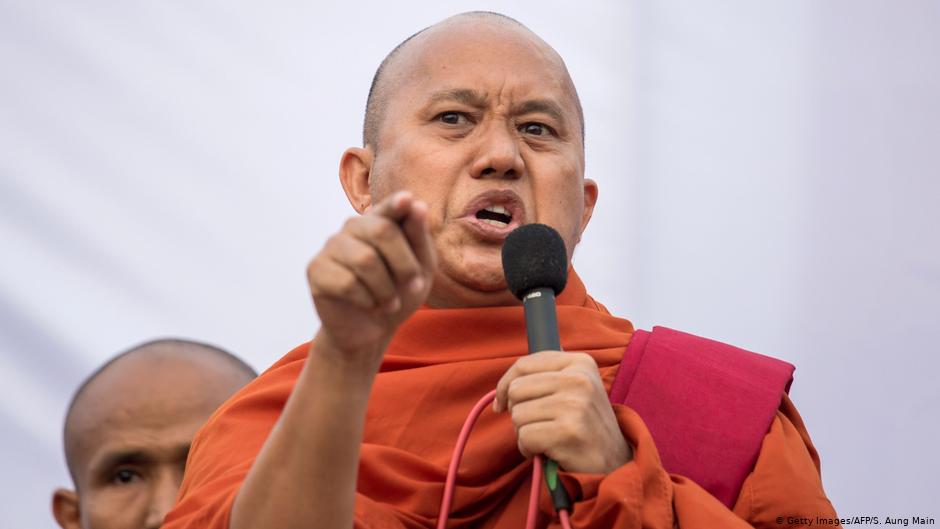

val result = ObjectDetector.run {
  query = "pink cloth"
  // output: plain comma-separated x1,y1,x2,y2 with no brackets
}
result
609,326,795,507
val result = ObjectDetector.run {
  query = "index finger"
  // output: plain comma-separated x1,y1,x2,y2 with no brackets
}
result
401,200,436,271
367,191,414,223
494,351,569,412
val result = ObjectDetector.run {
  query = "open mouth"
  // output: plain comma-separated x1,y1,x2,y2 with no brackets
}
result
475,205,513,227
461,189,526,240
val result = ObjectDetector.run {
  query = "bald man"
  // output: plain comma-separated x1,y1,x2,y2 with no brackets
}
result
51,339,256,529
165,12,838,529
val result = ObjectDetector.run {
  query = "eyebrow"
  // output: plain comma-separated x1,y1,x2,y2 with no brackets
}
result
91,450,151,476
427,89,568,127
513,99,567,126
427,88,488,108
91,444,191,474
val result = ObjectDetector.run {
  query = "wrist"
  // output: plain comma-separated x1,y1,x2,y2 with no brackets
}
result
310,329,388,376
605,437,634,473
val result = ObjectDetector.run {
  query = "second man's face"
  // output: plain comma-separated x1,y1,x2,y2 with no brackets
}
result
72,417,195,529
368,23,596,308
54,354,251,529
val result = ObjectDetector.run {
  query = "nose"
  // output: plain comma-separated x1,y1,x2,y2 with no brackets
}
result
470,121,524,180
144,470,182,529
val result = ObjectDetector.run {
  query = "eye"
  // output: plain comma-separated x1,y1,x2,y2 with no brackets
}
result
438,111,468,125
520,122,551,136
111,468,141,485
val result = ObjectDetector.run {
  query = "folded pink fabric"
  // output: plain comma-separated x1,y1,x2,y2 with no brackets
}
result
609,326,795,507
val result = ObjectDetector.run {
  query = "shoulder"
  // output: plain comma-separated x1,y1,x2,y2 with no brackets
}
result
613,326,795,404
180,342,310,494
613,326,797,507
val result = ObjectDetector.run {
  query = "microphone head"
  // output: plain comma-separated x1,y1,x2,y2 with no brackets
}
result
501,223,569,300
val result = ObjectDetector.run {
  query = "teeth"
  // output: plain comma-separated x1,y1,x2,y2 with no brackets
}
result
481,219,508,227
484,205,510,216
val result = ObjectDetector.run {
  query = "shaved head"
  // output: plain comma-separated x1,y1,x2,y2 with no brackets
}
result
54,338,255,529
338,10,596,308
362,11,585,151
62,338,256,485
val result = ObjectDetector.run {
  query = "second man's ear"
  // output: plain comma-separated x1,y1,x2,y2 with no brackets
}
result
339,146,375,214
52,488,81,529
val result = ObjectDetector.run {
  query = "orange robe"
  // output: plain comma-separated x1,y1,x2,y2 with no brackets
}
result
164,271,838,528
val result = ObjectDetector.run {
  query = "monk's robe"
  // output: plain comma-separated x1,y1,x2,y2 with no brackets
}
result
164,270,838,528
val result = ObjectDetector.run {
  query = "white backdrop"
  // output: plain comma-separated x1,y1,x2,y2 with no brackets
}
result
1,1,938,527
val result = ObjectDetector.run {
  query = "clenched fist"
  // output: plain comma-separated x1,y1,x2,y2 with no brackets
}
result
306,191,437,371
494,351,633,474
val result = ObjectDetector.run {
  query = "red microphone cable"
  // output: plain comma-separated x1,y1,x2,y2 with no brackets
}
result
436,389,573,529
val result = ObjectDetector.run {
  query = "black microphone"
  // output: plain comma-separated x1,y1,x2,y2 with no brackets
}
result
502,223,569,353
501,223,573,513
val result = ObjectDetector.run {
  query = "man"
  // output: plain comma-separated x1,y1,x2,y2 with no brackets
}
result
51,338,256,529
165,12,838,529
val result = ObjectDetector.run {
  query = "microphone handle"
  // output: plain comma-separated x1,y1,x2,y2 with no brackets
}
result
521,287,573,513
522,287,561,352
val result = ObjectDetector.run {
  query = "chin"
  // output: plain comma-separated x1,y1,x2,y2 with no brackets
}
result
431,247,522,307
441,254,506,292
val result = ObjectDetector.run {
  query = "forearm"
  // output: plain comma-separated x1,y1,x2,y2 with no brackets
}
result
230,337,379,529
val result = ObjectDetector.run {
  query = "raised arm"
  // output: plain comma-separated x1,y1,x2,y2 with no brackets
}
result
230,191,436,529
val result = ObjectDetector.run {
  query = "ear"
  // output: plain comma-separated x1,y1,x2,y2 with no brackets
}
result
52,488,81,529
578,178,599,241
339,146,375,214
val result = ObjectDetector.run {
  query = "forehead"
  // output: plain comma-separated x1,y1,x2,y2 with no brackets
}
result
67,352,246,478
387,21,578,113
79,405,203,470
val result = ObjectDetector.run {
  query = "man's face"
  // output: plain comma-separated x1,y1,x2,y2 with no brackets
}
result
368,22,596,307
53,354,248,529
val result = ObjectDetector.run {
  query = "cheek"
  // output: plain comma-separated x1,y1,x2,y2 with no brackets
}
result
529,162,586,251
374,142,459,214
402,149,462,226
540,180,585,230
555,195,586,249
82,487,147,529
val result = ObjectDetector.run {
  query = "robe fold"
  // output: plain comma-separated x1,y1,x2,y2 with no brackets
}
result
163,270,838,529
